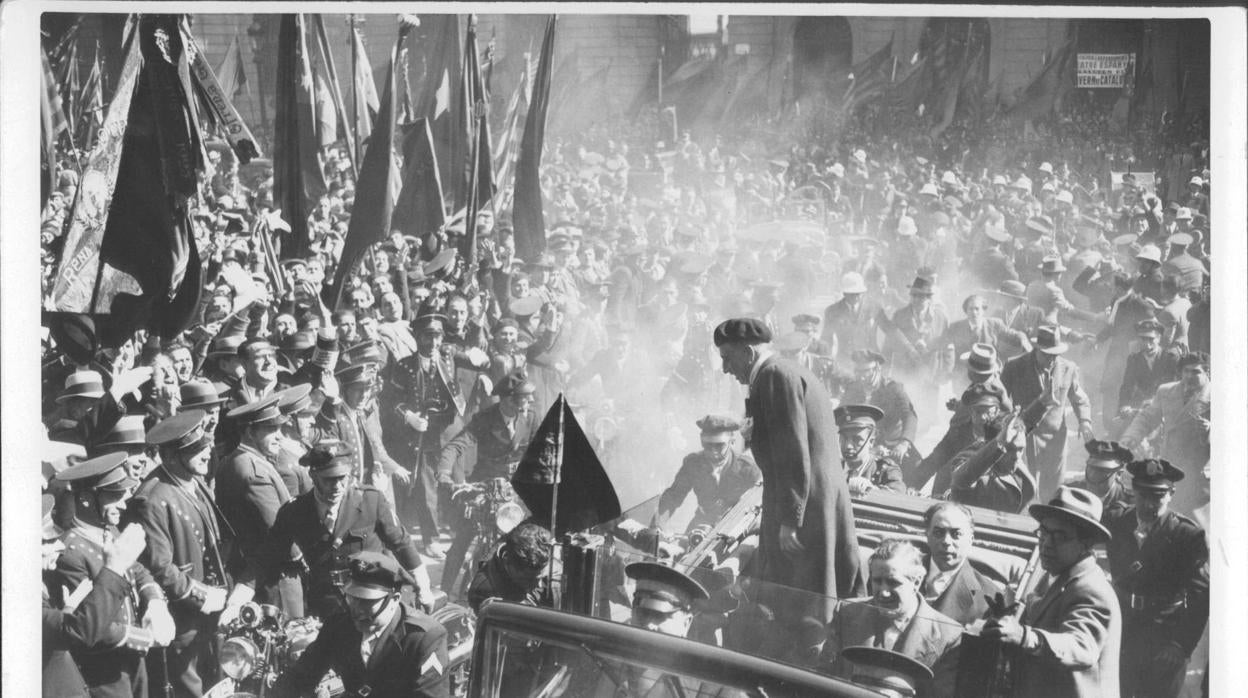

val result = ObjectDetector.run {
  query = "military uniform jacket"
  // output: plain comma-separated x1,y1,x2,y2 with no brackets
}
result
252,487,421,601
215,443,294,573
131,468,231,647
841,379,918,445
384,348,469,452
948,439,1037,514
43,569,131,698
436,402,541,483
654,450,762,530
312,401,403,486
1103,509,1209,654
275,603,450,698
846,453,907,494
1012,555,1121,698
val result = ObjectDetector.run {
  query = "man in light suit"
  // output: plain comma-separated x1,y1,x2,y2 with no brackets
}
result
1000,325,1095,500
983,487,1121,698
1120,352,1210,515
921,502,1008,628
821,539,962,698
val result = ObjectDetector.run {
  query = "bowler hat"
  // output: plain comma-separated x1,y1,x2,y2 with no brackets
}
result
1029,486,1111,542
712,318,772,347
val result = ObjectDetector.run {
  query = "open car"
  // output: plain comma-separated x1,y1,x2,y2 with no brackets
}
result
467,601,885,698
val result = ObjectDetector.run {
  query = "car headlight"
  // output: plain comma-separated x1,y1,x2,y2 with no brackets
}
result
495,502,525,534
219,636,258,681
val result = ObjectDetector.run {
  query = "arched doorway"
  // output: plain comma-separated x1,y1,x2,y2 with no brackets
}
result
792,17,852,101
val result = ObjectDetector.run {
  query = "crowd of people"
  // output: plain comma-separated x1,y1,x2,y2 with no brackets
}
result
37,27,1214,697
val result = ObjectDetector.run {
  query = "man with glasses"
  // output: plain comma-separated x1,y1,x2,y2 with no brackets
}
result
1104,459,1209,698
921,502,1007,627
983,487,1121,697
435,371,542,594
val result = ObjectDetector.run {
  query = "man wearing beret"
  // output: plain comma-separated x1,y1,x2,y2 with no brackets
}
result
1068,440,1135,520
434,370,542,594
652,415,762,533
51,454,175,697
983,487,1121,697
834,405,906,497
1121,352,1210,515
243,445,430,619
130,411,254,695
714,317,863,625
1104,460,1209,698
273,552,450,698
215,395,303,617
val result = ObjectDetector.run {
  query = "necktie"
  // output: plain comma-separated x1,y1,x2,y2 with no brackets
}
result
361,632,374,665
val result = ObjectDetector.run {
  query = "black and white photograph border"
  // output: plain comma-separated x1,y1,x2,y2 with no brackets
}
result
3,2,1244,696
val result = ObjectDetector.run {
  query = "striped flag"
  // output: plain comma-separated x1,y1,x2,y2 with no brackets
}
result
492,53,532,204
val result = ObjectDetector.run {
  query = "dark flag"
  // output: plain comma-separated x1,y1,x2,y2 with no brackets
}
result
324,20,411,309
513,16,556,263
351,19,381,148
842,37,895,110
1007,38,1075,122
512,394,621,537
76,43,104,150
493,53,532,207
394,118,446,239
414,14,463,197
453,16,495,211
273,14,327,259
51,15,204,342
311,14,354,163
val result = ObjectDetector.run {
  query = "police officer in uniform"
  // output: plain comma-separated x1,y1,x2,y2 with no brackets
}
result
131,411,254,696
273,552,450,698
52,453,174,697
1068,440,1135,520
834,404,906,497
652,415,762,533
244,444,432,619
43,496,152,698
1105,459,1209,698
435,370,542,593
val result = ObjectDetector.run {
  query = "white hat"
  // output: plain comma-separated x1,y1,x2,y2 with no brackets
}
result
1134,244,1163,264
853,149,867,163
1189,176,1204,187
919,182,939,197
991,174,1008,186
841,272,867,295
829,163,845,178
897,216,917,237
1041,181,1056,193
1012,176,1033,191
1039,162,1054,175
940,170,958,186
1175,207,1193,221
1055,190,1074,204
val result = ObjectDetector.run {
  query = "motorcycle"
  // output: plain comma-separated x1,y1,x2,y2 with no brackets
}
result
444,477,527,600
205,602,342,698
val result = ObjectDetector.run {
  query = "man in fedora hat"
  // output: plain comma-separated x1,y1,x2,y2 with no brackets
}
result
1068,440,1135,519
1121,352,1210,516
982,487,1121,698
940,293,1032,378
272,552,450,698
1000,325,1095,500
969,210,1019,290
652,415,762,534
886,274,950,378
822,271,887,363
995,280,1047,360
1132,244,1166,305
1104,460,1208,698
714,317,863,620
1117,320,1179,428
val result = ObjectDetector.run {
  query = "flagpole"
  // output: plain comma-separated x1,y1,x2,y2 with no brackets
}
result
350,14,361,168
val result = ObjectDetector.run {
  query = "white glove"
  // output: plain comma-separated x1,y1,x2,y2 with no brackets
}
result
143,600,176,646
200,586,227,614
405,411,429,432
463,347,488,366
217,585,255,627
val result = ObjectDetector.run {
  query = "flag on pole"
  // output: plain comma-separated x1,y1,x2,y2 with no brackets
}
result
76,43,104,152
55,39,80,144
394,117,446,239
453,15,495,211
512,394,621,537
513,16,556,263
414,14,463,195
273,14,328,259
216,34,248,98
351,22,381,144
325,19,411,309
492,53,531,206
311,15,355,166
41,46,68,207
51,15,205,342
1007,38,1075,122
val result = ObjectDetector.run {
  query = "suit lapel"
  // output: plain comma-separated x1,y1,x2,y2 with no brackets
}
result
365,607,404,674
332,489,362,541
